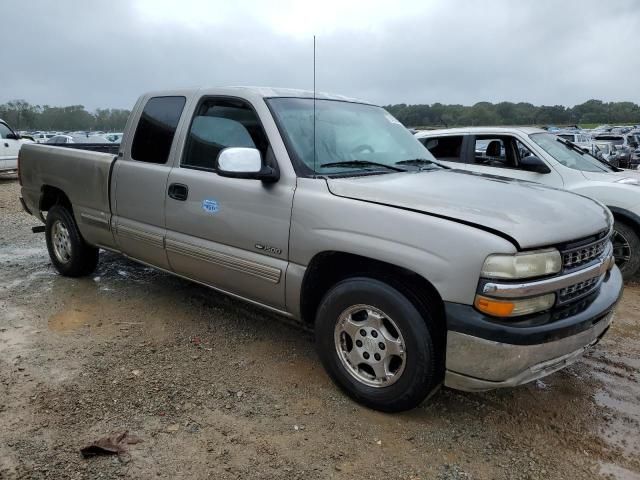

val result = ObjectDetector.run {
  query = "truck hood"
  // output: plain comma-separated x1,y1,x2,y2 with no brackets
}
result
327,169,611,249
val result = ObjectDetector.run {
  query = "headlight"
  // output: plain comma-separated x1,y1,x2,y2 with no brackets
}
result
481,249,562,279
474,293,555,317
615,177,640,186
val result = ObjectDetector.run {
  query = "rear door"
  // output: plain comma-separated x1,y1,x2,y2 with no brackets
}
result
111,95,188,269
164,96,294,309
418,134,470,168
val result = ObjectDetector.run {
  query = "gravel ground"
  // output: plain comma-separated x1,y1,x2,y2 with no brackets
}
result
1,176,639,480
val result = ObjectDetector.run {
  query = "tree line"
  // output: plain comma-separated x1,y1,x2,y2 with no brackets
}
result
385,99,640,128
3,98,640,132
0,100,131,132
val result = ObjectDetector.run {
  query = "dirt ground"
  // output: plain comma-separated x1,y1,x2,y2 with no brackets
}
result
1,176,639,480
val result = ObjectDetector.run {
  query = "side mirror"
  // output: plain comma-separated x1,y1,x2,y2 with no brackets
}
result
520,155,551,174
217,147,279,183
5,133,19,140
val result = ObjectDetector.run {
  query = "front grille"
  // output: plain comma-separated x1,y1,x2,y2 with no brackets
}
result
558,276,600,303
551,292,597,321
562,238,608,269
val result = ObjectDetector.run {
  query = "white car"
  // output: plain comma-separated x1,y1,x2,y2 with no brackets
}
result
416,127,640,279
0,119,32,174
32,132,56,144
592,142,618,165
46,134,110,144
557,131,592,151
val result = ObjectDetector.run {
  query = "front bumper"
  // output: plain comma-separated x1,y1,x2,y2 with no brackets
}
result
444,266,622,392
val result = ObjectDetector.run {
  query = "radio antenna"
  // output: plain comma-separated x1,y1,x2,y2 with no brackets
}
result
313,34,317,175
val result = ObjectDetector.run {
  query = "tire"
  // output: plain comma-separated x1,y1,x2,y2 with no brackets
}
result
45,205,99,277
613,220,640,281
315,277,441,412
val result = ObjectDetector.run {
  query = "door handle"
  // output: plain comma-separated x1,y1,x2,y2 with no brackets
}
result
3,143,8,147
168,183,189,201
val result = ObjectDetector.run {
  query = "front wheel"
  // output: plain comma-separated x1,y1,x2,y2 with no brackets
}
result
612,220,640,281
315,277,441,412
45,205,99,277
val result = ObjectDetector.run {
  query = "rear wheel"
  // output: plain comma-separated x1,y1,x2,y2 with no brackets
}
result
45,205,99,277
315,277,441,412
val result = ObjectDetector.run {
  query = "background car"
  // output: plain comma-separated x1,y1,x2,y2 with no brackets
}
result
32,132,57,143
105,132,123,143
46,134,110,144
0,119,33,174
557,131,593,152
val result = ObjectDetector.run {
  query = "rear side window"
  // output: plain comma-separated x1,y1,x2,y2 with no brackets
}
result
420,136,464,162
131,96,186,164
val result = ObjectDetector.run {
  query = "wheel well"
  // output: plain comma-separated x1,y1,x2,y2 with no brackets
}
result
609,207,640,237
300,251,446,336
40,185,72,213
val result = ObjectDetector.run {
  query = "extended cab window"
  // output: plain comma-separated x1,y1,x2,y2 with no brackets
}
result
420,136,464,162
131,96,186,164
181,98,268,171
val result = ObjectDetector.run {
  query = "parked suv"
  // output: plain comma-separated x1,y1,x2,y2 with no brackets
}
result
416,127,640,279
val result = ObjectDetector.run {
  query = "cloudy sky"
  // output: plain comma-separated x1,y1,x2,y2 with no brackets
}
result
2,0,639,110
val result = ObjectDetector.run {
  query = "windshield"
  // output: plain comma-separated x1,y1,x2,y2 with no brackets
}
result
529,132,612,172
267,98,437,175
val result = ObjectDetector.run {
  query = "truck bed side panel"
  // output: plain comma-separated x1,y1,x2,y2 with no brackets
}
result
20,144,117,250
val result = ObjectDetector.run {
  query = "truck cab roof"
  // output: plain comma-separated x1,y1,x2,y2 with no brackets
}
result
141,86,371,105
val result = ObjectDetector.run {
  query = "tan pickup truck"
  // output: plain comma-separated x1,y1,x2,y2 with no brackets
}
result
18,87,622,411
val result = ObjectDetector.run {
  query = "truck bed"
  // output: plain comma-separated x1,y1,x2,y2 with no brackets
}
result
19,143,117,249
45,143,120,155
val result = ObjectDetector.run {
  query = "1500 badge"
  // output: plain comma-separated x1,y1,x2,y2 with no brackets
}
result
255,243,282,255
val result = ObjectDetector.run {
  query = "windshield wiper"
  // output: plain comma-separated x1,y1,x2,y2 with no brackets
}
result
557,137,585,154
556,138,620,171
395,158,446,169
319,160,407,172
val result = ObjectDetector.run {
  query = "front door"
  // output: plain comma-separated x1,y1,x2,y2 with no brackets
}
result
112,95,187,269
164,97,294,309
461,135,564,187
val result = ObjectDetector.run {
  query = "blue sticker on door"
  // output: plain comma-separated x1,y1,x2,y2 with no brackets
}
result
202,199,219,214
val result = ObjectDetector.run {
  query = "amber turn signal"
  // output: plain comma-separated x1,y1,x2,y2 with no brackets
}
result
474,293,555,317
474,296,515,317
